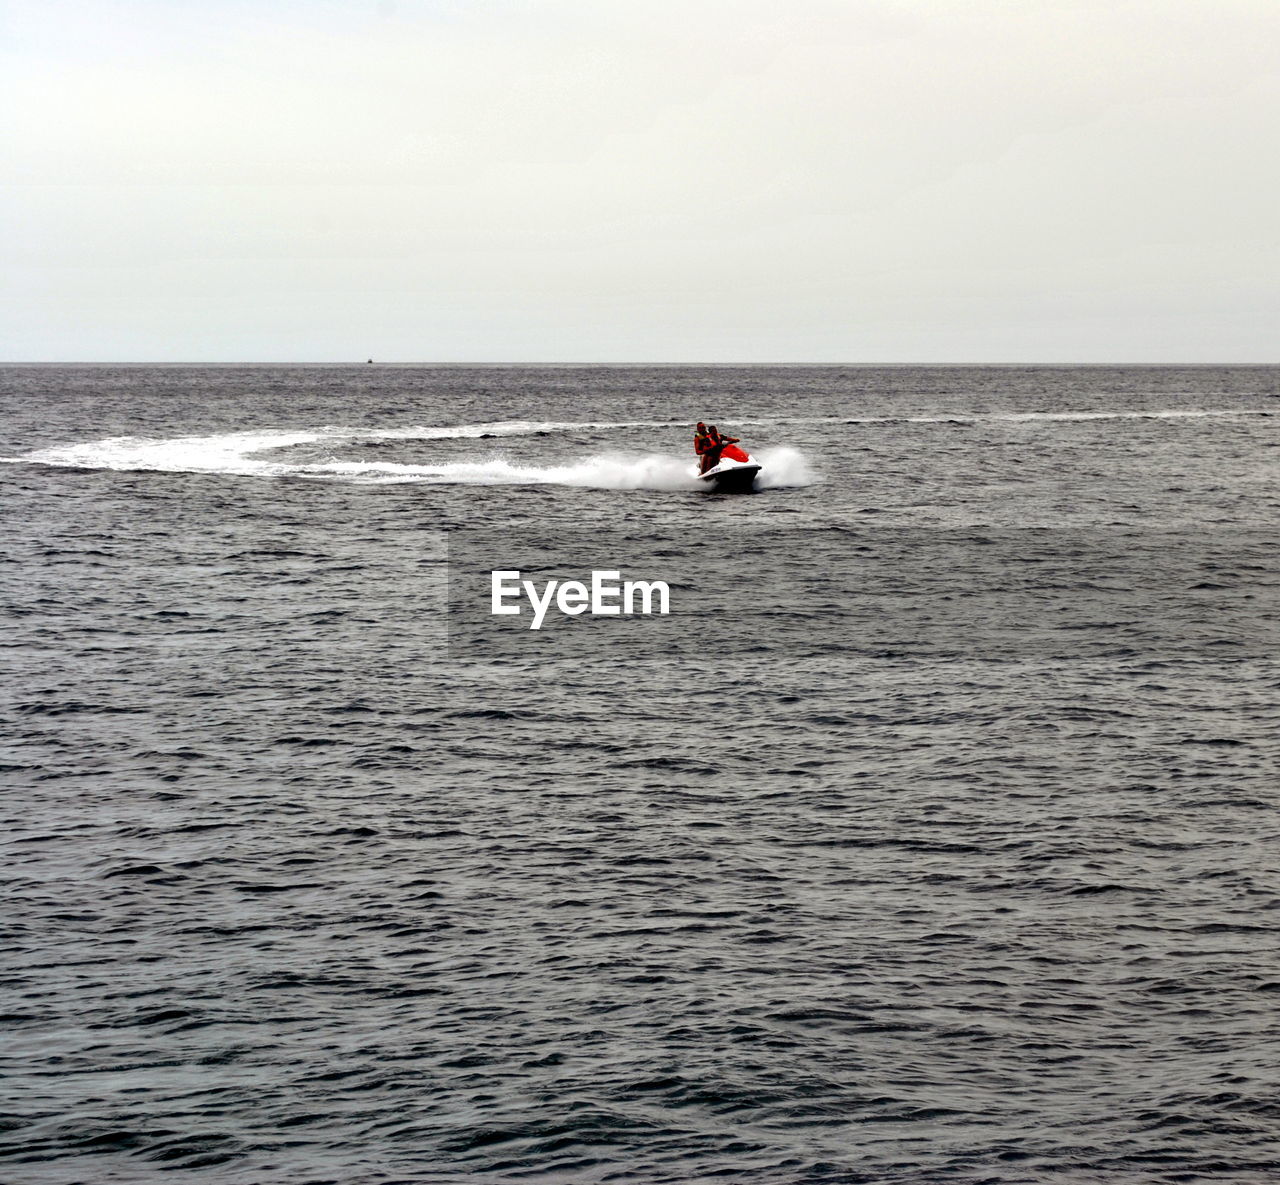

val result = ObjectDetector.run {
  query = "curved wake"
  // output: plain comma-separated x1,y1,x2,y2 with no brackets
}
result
4,408,1265,490
1,421,815,491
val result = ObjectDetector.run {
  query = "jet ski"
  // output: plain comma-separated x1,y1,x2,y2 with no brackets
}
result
697,443,762,493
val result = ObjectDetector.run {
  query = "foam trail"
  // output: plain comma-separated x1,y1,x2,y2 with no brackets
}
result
4,420,822,491
4,422,597,477
4,431,729,490
544,453,702,490
6,406,1259,486
6,408,1268,471
2,420,686,476
11,429,324,477
291,451,814,490
293,453,706,490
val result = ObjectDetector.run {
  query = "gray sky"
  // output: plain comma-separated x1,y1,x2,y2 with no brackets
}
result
2,0,1277,362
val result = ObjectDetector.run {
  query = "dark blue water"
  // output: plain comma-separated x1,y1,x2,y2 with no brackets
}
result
2,365,1278,1183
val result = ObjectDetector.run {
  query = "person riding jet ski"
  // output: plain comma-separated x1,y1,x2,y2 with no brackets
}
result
692,421,762,491
694,422,742,474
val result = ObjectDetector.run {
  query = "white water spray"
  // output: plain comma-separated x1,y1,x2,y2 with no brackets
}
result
7,407,1262,490
3,420,816,491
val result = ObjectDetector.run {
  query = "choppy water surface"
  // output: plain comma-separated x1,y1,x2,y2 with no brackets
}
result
2,365,1279,1183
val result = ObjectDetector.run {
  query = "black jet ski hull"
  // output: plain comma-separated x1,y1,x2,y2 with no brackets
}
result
697,459,761,493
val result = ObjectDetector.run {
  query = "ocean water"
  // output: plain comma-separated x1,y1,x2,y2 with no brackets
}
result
2,364,1278,1184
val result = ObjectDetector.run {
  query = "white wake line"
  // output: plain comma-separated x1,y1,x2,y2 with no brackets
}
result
0,423,814,490
0,408,1267,484
0,418,678,469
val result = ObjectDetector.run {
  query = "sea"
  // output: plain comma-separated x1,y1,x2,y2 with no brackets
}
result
2,364,1278,1184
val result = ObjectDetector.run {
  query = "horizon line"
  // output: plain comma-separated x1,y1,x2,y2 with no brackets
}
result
3,360,1277,368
